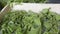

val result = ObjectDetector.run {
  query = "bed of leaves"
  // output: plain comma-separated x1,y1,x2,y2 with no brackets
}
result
0,9,60,34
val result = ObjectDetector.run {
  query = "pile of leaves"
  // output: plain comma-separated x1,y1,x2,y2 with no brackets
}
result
0,9,60,34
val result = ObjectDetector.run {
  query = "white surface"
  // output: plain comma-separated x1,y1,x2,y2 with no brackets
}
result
12,3,60,14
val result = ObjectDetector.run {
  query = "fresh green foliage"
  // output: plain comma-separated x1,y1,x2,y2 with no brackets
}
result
39,8,59,34
0,10,41,34
0,9,60,34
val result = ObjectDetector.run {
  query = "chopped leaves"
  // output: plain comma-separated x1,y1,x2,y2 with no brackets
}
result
0,9,60,34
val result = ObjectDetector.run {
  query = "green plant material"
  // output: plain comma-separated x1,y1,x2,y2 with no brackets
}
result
0,9,59,34
0,10,41,34
40,8,59,34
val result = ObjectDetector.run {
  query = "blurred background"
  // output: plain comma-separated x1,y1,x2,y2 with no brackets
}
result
48,0,60,3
